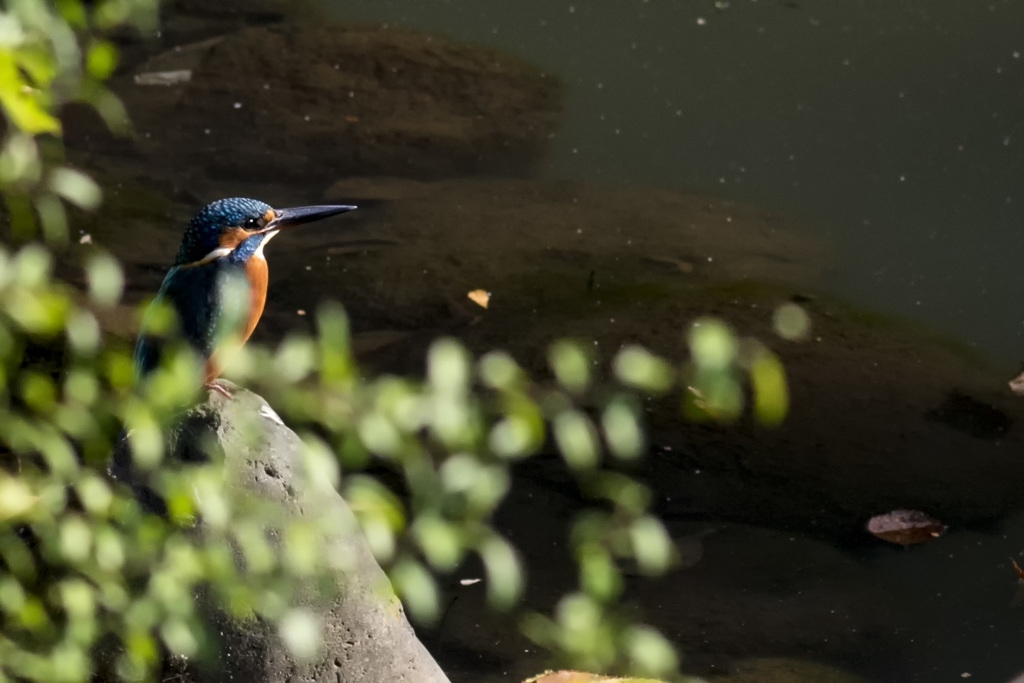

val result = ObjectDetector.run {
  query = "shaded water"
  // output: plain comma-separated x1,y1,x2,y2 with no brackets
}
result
330,0,1024,368
309,3,1024,682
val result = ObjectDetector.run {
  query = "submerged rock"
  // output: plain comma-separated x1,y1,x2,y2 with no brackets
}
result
116,21,561,185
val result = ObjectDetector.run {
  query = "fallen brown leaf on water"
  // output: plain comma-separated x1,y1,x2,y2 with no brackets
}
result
866,509,947,546
468,289,490,309
1012,558,1024,580
1009,370,1024,396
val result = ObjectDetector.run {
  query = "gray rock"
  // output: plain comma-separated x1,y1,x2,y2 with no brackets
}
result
113,385,450,683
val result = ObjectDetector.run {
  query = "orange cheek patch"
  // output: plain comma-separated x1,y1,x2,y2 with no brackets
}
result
264,209,276,224
218,227,250,249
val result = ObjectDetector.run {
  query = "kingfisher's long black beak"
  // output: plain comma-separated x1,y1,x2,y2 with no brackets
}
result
265,204,357,231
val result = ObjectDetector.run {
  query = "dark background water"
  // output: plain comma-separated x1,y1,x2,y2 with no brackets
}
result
329,0,1024,368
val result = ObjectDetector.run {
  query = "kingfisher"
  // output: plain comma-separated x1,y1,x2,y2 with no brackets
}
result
133,197,356,395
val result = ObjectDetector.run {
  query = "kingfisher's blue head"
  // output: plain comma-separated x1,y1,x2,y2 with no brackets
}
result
174,197,357,267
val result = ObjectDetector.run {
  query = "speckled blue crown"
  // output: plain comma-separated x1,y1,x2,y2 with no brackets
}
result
175,197,273,266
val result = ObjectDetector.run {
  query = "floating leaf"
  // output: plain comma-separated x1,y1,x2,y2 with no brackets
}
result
467,289,490,308
866,509,947,545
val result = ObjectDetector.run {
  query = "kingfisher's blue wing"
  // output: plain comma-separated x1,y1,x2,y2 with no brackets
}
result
132,265,222,382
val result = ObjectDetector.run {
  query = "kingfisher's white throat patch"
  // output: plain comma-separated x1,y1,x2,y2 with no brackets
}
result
254,230,279,259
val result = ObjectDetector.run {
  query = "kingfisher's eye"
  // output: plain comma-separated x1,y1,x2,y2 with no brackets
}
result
243,217,262,229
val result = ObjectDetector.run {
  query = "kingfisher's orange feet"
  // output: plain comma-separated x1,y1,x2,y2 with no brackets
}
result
205,380,233,399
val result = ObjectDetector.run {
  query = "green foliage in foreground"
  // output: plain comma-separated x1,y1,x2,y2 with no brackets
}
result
0,1,798,681
0,243,792,681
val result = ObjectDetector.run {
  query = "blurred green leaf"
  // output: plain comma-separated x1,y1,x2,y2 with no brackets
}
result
160,618,199,658
748,344,788,427
683,371,743,423
488,412,540,459
0,132,41,185
601,397,644,460
554,409,600,470
13,243,51,288
480,535,522,611
357,412,402,457
317,302,353,385
478,350,523,390
278,608,321,662
66,309,101,354
84,250,123,306
59,516,91,563
0,52,60,134
344,475,405,562
0,476,39,522
624,624,679,678
274,334,316,383
49,166,101,210
613,345,673,392
773,302,811,341
578,543,621,602
549,340,591,394
20,372,57,414
428,338,471,395
688,318,737,370
412,513,463,572
85,40,117,79
391,558,439,624
629,516,673,576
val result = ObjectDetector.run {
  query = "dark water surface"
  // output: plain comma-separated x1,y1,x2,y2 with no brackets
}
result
330,0,1024,369
310,3,1024,683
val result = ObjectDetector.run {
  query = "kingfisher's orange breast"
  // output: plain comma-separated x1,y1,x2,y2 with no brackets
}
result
243,254,269,342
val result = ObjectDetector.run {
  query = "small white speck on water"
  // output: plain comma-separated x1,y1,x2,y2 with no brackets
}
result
233,102,242,109
305,266,312,271
304,115,310,121
204,129,210,135
262,83,270,90
297,310,306,316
